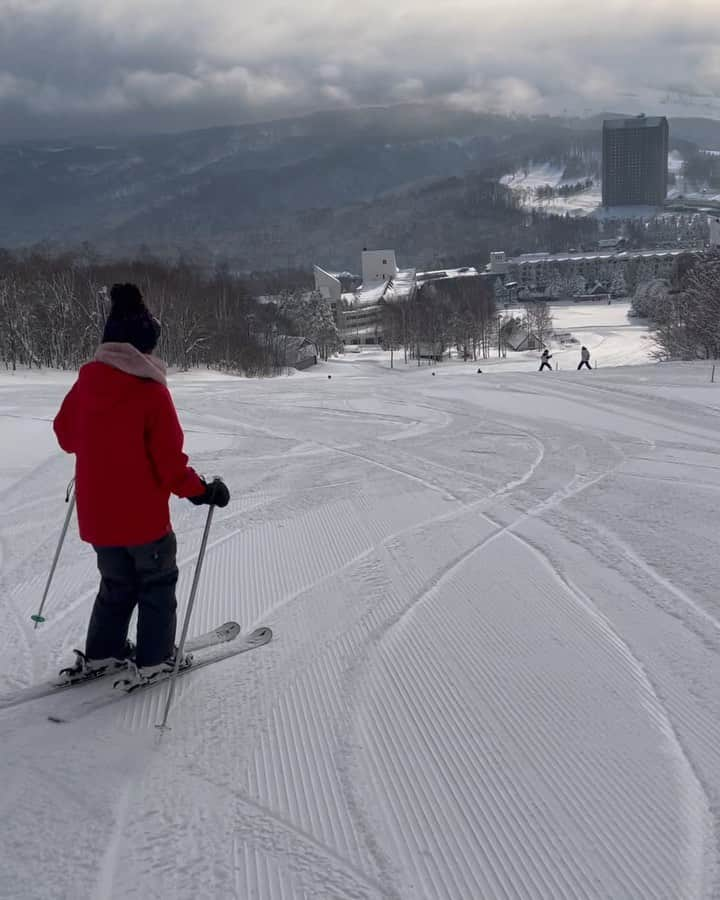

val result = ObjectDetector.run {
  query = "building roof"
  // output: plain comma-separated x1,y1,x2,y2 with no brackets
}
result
603,116,667,130
385,268,417,301
504,327,544,351
505,248,693,267
416,266,478,286
344,281,389,307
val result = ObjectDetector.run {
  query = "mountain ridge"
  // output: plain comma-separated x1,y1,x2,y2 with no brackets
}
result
2,104,718,269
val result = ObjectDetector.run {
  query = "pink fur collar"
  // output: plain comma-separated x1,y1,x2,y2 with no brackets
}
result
94,343,167,386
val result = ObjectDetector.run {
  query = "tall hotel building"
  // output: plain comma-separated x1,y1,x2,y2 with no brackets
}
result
602,115,669,207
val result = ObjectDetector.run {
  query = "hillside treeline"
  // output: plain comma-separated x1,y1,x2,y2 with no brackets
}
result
0,251,338,374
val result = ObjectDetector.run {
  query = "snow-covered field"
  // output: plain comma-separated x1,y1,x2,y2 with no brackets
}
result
499,301,655,370
3,316,720,898
501,164,602,216
501,152,720,218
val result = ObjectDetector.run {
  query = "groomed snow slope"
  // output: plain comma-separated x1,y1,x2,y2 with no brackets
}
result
2,353,720,899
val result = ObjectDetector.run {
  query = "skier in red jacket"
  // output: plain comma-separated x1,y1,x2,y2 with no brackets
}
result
53,283,229,685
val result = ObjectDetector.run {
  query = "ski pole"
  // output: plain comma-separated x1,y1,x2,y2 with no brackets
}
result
32,479,75,628
158,502,215,729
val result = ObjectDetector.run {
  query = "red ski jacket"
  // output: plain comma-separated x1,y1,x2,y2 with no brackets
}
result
54,360,205,547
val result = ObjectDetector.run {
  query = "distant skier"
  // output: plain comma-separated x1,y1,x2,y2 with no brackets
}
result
53,283,230,685
577,346,592,370
539,349,553,372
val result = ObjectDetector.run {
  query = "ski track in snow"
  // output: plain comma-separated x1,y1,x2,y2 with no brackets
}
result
2,361,720,898
94,779,134,900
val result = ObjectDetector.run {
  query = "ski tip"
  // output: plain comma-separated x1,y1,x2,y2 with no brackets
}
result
251,626,273,642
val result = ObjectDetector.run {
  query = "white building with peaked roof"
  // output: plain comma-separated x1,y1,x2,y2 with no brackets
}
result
313,266,342,301
314,250,484,346
315,249,401,345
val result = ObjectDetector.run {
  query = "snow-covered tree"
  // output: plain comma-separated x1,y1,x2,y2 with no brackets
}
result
547,271,586,299
653,252,720,359
280,291,341,361
632,279,670,320
610,270,627,298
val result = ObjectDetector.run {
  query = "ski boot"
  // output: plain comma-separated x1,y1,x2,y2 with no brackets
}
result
114,651,193,693
58,641,135,685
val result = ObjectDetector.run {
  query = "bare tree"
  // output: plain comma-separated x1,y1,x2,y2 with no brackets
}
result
0,250,296,375
524,303,554,348
380,299,403,368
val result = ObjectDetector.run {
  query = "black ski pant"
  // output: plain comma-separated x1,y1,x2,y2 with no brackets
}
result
539,361,552,371
577,360,592,370
86,531,179,667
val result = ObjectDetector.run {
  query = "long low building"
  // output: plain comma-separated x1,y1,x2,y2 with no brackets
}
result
484,247,699,299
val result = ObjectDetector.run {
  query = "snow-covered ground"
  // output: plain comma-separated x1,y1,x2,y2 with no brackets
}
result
501,152,720,218
501,164,602,216
500,163,667,219
3,312,720,898
498,300,655,370
667,149,720,206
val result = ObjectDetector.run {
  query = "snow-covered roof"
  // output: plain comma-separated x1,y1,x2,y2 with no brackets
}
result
343,281,389,308
509,248,695,266
385,268,417,301
416,266,478,285
334,262,481,309
277,335,317,352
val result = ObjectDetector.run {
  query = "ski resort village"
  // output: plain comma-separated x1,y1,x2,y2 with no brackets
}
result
4,95,720,900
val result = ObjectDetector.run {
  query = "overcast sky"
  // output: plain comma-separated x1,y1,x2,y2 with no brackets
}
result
2,0,720,140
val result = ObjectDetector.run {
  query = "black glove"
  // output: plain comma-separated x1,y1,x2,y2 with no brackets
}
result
188,477,230,508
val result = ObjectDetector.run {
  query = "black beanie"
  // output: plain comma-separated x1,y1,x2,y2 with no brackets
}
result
102,283,160,353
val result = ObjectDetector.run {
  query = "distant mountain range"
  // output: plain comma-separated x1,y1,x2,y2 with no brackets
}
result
2,105,719,272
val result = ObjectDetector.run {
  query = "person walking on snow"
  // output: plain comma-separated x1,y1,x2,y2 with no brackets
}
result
53,283,230,685
577,346,592,370
539,348,553,372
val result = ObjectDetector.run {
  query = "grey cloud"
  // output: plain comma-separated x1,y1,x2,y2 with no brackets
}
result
1,0,719,140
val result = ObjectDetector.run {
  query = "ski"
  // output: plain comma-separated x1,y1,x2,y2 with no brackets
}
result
180,620,242,654
48,626,272,723
120,626,272,694
0,621,242,711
